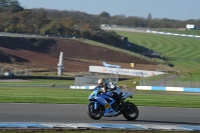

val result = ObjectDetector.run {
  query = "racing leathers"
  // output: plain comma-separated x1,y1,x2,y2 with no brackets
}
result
93,82,122,108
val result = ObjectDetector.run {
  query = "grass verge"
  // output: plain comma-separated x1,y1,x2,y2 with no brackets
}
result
0,85,200,108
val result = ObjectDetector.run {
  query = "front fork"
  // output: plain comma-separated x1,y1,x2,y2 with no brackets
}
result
92,101,103,110
94,102,98,109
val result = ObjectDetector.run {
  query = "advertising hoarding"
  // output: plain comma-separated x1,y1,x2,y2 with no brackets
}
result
89,66,165,77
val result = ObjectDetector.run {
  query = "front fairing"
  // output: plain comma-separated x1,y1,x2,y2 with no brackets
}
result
88,88,102,100
88,89,118,117
88,90,97,100
89,90,111,104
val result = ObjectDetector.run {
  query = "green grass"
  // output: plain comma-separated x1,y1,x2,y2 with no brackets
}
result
0,80,200,108
0,79,74,86
132,91,200,108
0,87,88,104
115,31,200,73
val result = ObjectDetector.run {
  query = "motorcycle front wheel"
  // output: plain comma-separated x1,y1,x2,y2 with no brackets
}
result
123,102,139,121
87,101,103,120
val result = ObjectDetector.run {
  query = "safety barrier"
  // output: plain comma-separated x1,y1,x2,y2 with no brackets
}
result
70,85,200,93
146,30,200,38
70,85,96,89
136,86,200,93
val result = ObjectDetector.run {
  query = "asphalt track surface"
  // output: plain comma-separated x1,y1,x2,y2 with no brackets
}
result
0,103,200,126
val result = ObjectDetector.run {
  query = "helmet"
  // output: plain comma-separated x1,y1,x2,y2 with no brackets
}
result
106,82,116,89
98,78,106,87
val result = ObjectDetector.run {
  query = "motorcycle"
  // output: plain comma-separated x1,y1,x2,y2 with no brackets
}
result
87,86,139,120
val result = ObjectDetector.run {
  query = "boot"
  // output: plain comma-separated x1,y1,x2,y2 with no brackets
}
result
121,101,126,110
118,100,125,110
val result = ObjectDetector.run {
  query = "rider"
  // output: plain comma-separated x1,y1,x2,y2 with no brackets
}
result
97,78,123,110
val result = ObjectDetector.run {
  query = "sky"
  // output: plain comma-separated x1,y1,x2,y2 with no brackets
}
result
18,0,200,20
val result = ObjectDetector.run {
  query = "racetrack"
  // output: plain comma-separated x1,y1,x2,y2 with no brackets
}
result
1,103,200,126
0,31,200,130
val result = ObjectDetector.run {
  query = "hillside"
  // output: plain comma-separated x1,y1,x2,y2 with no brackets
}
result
0,37,172,73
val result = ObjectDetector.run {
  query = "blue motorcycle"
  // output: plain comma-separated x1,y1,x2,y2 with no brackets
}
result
87,86,139,120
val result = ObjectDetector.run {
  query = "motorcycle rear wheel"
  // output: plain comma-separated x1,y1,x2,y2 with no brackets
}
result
87,102,103,120
123,102,139,121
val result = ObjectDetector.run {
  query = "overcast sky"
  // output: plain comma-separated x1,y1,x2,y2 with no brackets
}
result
18,0,200,20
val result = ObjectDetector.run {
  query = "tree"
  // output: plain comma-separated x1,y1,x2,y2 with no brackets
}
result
60,18,75,27
99,12,110,18
0,0,11,12
80,29,90,38
147,13,152,21
0,0,23,12
9,0,24,12
147,13,152,28
40,21,65,36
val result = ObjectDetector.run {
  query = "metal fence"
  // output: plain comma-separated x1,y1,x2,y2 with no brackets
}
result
1,66,199,88
74,73,118,86
141,73,200,88
0,67,32,76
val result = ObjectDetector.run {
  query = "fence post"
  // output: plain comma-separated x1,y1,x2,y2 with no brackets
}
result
164,72,167,86
20,69,22,75
189,72,192,88
1,68,4,75
140,72,144,86
152,72,155,86
176,71,180,87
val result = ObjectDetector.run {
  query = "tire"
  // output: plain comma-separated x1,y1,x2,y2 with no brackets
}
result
123,102,139,121
87,102,104,120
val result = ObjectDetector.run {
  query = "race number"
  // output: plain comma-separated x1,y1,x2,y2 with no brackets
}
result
105,104,110,109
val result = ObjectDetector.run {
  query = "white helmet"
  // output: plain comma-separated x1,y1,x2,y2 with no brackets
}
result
106,82,116,89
